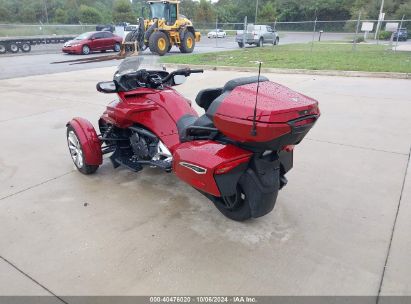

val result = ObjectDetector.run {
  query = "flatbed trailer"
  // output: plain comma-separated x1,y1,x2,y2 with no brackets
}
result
0,35,75,54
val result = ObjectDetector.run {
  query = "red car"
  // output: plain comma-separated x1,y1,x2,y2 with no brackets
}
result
62,31,123,55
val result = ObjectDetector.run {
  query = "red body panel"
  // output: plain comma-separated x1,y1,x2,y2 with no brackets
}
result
68,117,102,165
173,140,252,196
101,88,197,152
213,81,320,143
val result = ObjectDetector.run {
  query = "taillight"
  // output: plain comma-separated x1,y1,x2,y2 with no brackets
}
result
215,157,250,175
283,145,294,152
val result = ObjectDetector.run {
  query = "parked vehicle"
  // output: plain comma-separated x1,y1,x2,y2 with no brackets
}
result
207,29,227,38
393,28,408,41
66,58,320,221
96,24,115,32
236,24,279,48
62,31,123,55
0,35,74,54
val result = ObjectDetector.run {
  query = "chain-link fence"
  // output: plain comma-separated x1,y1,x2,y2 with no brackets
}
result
1,18,410,55
194,18,411,50
0,23,96,37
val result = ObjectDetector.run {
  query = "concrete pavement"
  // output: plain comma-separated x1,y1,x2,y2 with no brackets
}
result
0,68,410,299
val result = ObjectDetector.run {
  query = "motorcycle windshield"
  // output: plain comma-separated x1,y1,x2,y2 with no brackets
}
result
117,57,144,76
116,56,164,76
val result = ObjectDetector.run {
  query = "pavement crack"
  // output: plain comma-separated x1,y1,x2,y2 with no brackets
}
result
0,171,75,202
376,144,411,303
0,255,68,303
306,138,409,156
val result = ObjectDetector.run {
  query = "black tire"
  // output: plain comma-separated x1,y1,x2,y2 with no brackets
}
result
82,44,90,55
114,42,121,52
238,42,244,48
167,44,172,52
179,31,195,53
274,37,279,45
211,182,251,221
257,38,263,47
66,126,99,175
149,31,170,56
0,43,6,54
21,43,31,52
211,166,280,221
9,43,19,53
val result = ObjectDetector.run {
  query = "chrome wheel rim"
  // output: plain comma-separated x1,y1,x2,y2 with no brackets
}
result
10,44,18,52
68,131,84,168
114,44,120,52
22,44,30,51
83,46,89,54
0,45,5,53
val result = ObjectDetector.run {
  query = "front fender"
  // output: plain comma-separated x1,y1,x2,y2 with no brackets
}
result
67,117,102,166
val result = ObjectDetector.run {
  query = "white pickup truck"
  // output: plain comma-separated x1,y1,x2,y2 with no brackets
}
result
236,24,279,48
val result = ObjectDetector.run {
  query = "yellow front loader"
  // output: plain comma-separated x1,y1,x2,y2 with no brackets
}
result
123,0,201,56
52,0,200,65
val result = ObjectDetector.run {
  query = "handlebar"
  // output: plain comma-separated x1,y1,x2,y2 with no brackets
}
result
133,68,204,89
160,68,204,84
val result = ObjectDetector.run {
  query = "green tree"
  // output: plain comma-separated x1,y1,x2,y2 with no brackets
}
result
112,0,136,23
195,0,215,23
179,0,198,20
259,1,277,22
53,7,68,23
78,4,102,23
395,2,411,18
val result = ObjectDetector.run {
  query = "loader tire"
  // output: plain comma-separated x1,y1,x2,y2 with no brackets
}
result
179,31,195,53
149,31,169,56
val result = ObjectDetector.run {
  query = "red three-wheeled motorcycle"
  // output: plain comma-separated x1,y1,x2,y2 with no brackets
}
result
66,58,320,221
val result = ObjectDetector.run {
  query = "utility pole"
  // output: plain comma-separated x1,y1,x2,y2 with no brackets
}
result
375,0,384,40
43,0,49,23
255,0,259,24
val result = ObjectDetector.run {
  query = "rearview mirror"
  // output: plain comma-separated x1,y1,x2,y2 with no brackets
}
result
173,75,187,85
96,81,117,93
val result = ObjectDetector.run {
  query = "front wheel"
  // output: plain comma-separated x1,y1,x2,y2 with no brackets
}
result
238,42,244,48
274,37,279,45
257,38,263,47
67,126,98,175
82,45,90,55
149,31,170,56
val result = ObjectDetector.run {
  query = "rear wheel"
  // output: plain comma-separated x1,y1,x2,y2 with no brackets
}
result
274,37,279,45
179,31,195,53
257,38,263,47
66,126,99,175
9,43,19,53
82,45,90,55
238,42,244,48
149,31,170,56
21,43,31,52
212,182,251,221
0,43,6,54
